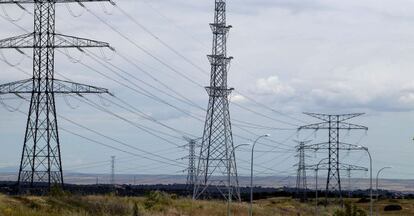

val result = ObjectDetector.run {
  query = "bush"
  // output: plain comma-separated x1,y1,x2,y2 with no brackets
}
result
384,204,402,211
333,202,367,216
144,191,172,211
49,185,68,197
356,197,370,203
132,202,141,216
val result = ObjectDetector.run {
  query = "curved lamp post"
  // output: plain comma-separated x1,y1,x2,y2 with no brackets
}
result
376,166,391,216
359,146,373,216
227,143,250,216
249,134,270,216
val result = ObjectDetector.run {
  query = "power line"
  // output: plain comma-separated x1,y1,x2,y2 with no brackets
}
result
0,3,304,174
83,3,303,128
0,100,187,171
112,1,307,126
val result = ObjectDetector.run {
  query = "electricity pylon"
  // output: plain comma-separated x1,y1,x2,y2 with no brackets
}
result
295,140,311,202
298,113,368,202
193,0,240,201
0,0,113,190
183,137,200,194
110,156,115,185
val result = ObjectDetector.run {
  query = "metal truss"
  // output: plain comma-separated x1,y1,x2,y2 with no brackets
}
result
0,0,112,191
193,0,240,201
0,79,108,94
182,137,201,194
306,163,368,172
298,113,368,203
295,140,311,202
0,33,110,49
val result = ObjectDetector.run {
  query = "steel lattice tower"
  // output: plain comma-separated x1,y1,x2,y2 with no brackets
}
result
0,0,112,190
193,0,239,200
299,113,368,202
183,137,199,193
110,156,115,185
295,140,310,202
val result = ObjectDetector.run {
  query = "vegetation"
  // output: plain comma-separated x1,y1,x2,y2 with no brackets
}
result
0,193,413,216
333,202,367,216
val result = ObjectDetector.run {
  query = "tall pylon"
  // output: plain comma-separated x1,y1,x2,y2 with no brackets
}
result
183,137,200,193
299,113,368,203
110,156,115,185
0,0,112,190
295,140,311,202
193,0,240,200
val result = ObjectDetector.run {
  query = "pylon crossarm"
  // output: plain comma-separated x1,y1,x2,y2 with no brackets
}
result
53,79,109,94
303,112,365,122
0,33,111,49
338,163,368,171
55,34,111,49
338,122,368,130
306,163,367,171
0,79,109,94
337,113,365,121
302,142,329,150
299,122,368,130
298,122,329,130
303,112,331,121
0,33,34,49
0,0,111,4
303,142,365,151
0,79,32,94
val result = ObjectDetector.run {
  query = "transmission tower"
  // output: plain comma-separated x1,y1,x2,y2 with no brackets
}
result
347,168,352,198
299,113,368,202
110,156,115,185
0,0,112,190
295,140,311,202
183,137,200,194
193,0,240,201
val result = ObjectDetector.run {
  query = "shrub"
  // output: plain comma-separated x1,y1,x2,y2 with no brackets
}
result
333,202,367,216
384,204,402,211
132,202,141,216
144,191,172,211
356,197,370,203
49,185,67,197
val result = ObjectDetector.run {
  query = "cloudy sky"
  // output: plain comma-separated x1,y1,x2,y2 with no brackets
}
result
0,0,414,184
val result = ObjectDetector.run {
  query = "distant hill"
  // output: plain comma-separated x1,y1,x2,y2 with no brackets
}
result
0,172,413,193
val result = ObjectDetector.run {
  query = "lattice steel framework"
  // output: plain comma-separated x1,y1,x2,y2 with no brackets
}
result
295,140,311,202
110,156,115,185
299,113,368,202
183,137,199,193
193,0,239,201
0,0,112,189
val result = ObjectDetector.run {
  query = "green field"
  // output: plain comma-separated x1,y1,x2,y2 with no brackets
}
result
0,192,412,216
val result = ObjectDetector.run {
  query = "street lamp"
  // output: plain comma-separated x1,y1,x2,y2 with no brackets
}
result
359,146,373,216
249,134,270,216
227,143,250,216
376,166,391,216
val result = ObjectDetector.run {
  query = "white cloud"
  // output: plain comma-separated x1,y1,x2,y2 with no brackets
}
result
255,75,295,97
230,94,247,103
2,0,414,178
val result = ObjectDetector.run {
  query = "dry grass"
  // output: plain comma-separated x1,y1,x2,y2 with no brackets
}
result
0,192,412,216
